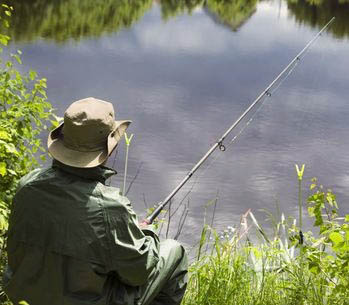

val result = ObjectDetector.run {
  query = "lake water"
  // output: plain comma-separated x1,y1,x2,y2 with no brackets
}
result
7,0,349,249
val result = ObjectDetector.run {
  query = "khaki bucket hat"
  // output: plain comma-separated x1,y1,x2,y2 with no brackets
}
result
48,97,131,168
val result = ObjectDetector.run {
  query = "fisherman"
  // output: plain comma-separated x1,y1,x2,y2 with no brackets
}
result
3,97,188,305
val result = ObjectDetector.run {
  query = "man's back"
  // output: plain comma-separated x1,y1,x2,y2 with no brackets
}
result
4,161,160,305
4,97,187,305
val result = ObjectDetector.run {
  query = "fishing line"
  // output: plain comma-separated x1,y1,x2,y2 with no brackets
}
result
161,94,284,238
158,28,327,230
143,18,335,224
167,56,302,220
225,57,301,149
292,40,327,137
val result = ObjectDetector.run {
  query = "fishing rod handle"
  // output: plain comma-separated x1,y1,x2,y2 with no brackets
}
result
144,202,164,224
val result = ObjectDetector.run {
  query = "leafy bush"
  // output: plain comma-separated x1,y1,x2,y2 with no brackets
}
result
301,179,349,302
0,4,58,302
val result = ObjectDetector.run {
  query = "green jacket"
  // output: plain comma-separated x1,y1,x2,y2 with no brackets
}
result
4,161,160,305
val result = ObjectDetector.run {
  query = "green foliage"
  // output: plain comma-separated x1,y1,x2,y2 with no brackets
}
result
160,0,258,30
2,0,349,45
301,179,349,301
3,0,153,43
206,0,257,31
287,0,349,38
0,4,10,47
160,0,205,20
0,4,58,303
3,0,259,42
183,178,349,305
183,228,316,304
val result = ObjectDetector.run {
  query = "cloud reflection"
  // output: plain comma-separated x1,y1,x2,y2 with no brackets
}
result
11,0,349,245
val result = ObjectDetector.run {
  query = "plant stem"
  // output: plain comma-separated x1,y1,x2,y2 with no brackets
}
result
122,144,129,196
298,178,303,233
122,133,133,195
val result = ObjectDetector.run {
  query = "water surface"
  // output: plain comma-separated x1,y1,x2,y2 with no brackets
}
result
7,0,349,248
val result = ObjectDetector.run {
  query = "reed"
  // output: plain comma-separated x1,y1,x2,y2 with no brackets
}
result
182,178,349,305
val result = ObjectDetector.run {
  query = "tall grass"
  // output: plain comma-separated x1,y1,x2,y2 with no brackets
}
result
183,228,329,305
182,176,349,305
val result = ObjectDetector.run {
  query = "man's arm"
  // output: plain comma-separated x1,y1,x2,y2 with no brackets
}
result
100,186,160,287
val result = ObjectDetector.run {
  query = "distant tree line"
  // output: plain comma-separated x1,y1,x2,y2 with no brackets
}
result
287,0,349,38
4,0,349,42
3,0,260,42
4,0,153,43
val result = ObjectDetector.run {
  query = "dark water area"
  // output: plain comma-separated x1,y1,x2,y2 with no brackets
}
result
6,0,349,249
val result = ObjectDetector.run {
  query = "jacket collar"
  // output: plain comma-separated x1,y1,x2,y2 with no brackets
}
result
52,159,117,183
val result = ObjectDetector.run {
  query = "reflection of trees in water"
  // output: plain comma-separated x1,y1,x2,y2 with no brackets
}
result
6,0,349,43
160,0,204,20
160,0,257,31
287,0,349,38
205,0,257,31
6,0,259,43
6,0,152,43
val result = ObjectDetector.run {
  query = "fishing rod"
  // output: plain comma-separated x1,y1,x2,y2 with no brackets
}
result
144,17,335,224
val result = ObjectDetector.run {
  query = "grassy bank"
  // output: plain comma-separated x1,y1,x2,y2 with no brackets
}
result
182,180,349,305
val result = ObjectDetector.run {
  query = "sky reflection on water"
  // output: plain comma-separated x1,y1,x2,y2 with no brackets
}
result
8,0,349,247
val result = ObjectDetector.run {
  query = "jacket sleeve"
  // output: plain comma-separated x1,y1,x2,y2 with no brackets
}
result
99,185,160,287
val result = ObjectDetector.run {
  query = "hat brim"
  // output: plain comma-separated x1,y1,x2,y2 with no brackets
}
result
47,120,131,168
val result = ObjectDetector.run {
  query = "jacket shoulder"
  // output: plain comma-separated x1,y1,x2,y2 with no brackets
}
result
17,167,51,192
95,184,131,207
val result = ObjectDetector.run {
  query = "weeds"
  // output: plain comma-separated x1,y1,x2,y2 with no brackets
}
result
182,175,349,305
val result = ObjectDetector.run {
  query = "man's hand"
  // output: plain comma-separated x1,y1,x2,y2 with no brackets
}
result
139,220,150,229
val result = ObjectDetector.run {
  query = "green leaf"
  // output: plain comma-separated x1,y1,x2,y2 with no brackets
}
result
345,215,349,222
29,70,37,80
0,161,7,176
295,163,305,180
0,34,10,45
0,129,10,140
7,169,17,176
329,232,344,245
0,214,9,231
308,206,315,217
326,192,336,207
13,54,22,64
0,140,19,155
